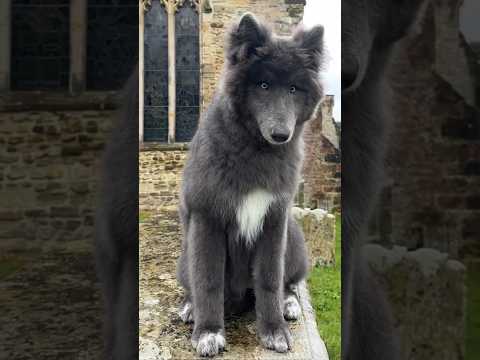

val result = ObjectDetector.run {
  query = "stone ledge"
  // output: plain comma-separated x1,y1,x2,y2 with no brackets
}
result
140,280,329,360
0,90,120,112
140,142,190,152
140,210,330,360
364,244,466,359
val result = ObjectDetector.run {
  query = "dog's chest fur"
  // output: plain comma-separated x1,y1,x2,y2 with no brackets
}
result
236,189,275,246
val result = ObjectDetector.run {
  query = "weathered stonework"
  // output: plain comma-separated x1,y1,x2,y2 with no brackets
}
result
0,110,114,249
302,96,341,212
292,207,336,267
140,206,329,360
369,0,480,262
200,0,305,111
139,147,188,212
364,245,466,359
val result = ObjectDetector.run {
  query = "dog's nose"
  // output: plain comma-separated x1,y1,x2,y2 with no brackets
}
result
271,131,290,143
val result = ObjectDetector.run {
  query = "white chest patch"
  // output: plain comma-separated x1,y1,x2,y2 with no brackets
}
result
236,189,275,246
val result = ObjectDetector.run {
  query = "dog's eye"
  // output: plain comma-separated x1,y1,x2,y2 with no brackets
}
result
289,86,297,94
260,82,269,90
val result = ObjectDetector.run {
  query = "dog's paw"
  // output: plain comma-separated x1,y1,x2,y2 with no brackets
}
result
283,295,302,321
192,331,226,357
178,301,194,323
258,322,292,353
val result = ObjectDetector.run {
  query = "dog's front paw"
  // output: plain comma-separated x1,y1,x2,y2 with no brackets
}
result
284,294,302,321
191,331,226,357
258,322,292,353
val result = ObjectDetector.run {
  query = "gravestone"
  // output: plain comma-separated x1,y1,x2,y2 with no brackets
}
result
292,207,336,268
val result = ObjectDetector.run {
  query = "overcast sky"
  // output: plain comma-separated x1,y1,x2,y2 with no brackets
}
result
302,1,341,122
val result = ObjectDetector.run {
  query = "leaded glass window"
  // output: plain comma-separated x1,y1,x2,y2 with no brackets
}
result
175,4,200,142
87,0,138,90
142,0,200,143
11,0,70,90
144,0,169,142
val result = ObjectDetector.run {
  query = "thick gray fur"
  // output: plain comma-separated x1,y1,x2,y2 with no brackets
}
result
95,69,139,360
342,1,427,359
176,13,324,357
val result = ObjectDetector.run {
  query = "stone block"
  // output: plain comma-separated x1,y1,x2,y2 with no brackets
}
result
364,245,465,360
292,207,336,267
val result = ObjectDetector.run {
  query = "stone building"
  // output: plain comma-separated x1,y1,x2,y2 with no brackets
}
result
368,0,480,262
302,95,340,212
139,0,341,213
139,0,306,143
0,1,137,248
0,0,338,244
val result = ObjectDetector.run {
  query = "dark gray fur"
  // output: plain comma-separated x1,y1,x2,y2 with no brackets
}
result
176,13,324,357
342,1,426,359
95,69,139,360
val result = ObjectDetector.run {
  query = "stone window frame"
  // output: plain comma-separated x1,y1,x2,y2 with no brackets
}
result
140,0,205,146
0,0,130,112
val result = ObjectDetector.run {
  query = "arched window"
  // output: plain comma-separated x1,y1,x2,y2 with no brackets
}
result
142,0,200,143
87,0,138,90
11,0,70,90
143,0,169,142
175,4,200,142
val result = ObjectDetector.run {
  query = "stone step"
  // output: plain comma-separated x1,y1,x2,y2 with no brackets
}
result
140,281,329,360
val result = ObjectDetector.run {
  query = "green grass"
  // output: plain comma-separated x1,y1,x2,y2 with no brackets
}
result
307,214,341,360
467,261,480,360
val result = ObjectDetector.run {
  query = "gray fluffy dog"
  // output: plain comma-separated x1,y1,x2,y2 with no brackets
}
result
176,13,324,357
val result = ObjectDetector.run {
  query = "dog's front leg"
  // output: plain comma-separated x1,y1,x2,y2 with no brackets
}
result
254,207,292,353
188,213,226,357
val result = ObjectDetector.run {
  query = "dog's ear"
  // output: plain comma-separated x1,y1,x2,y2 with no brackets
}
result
294,25,324,71
226,13,270,64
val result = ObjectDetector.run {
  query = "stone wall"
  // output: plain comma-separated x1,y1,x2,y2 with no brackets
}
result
364,244,466,359
139,146,188,213
303,96,341,212
369,0,480,262
0,110,114,249
200,0,305,111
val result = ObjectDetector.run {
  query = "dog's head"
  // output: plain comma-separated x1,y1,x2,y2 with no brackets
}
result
224,13,324,146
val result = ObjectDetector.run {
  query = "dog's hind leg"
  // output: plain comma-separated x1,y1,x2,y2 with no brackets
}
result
225,240,254,316
176,235,194,323
283,215,308,321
